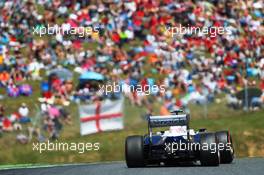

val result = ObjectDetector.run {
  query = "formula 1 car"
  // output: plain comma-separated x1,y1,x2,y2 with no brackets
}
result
125,110,234,167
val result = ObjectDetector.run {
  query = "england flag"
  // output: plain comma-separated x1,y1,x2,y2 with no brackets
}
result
79,98,124,135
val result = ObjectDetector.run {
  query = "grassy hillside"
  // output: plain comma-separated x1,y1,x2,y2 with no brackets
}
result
0,96,263,165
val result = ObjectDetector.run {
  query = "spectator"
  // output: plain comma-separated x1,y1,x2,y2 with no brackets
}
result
18,103,31,123
226,92,241,110
2,117,13,132
58,107,72,125
251,91,264,110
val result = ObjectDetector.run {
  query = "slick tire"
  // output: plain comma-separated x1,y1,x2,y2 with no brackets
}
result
125,135,145,168
200,132,220,166
216,131,234,164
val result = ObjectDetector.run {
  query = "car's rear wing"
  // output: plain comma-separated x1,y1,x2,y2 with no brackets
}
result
148,115,188,128
147,110,190,144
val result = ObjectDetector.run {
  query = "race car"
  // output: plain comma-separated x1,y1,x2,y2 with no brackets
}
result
125,110,234,167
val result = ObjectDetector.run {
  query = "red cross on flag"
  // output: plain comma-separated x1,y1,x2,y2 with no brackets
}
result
79,98,124,135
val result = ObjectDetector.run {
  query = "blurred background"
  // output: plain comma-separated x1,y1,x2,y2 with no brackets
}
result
0,0,263,165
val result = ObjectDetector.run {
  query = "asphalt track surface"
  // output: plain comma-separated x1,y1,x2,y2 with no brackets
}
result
1,158,263,175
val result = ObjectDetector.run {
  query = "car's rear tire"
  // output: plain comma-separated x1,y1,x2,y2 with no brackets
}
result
216,131,234,164
125,135,145,168
199,132,220,166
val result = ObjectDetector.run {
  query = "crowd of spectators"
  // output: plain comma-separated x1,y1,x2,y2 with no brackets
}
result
0,0,263,139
